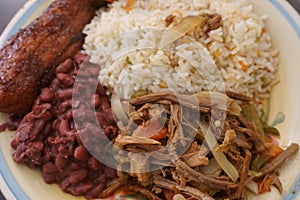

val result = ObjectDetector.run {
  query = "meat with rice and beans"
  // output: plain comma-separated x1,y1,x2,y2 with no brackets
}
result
0,0,299,199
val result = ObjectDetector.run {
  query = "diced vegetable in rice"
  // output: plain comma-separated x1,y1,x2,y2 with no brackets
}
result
83,0,279,102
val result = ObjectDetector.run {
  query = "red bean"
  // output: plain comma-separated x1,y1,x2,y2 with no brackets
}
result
73,182,94,195
86,183,106,198
73,107,94,121
57,101,71,115
64,110,73,120
10,139,19,149
56,58,74,74
89,67,100,77
57,73,75,88
42,162,57,173
88,157,103,171
43,148,52,163
58,119,70,135
18,105,52,142
74,146,89,161
57,88,73,101
31,141,44,151
43,173,57,184
39,88,56,103
104,126,118,139
50,78,60,91
96,84,106,96
104,167,117,179
96,112,110,128
0,114,22,132
76,70,91,78
91,94,101,109
94,173,106,184
74,52,89,66
85,78,99,88
55,154,69,169
58,145,72,157
69,169,88,184
101,97,111,110
103,108,115,124
91,146,102,157
71,162,81,170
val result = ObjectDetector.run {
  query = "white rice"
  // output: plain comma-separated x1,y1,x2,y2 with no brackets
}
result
82,0,279,101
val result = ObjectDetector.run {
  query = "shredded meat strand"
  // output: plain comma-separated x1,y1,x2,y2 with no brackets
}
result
153,175,215,200
236,150,252,199
259,143,299,176
123,185,162,200
174,159,238,190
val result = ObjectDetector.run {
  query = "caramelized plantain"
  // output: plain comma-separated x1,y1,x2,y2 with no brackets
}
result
0,0,107,114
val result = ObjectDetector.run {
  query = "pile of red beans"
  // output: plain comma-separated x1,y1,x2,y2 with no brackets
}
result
10,52,118,198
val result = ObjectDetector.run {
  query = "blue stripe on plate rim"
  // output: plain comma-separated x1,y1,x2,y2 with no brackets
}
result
0,0,300,199
0,0,45,48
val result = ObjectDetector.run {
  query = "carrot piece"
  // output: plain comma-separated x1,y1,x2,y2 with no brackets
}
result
133,120,168,140
214,51,222,57
257,48,261,56
127,0,134,5
258,172,276,194
125,5,131,11
125,0,134,11
261,28,267,35
239,61,249,72
264,141,284,159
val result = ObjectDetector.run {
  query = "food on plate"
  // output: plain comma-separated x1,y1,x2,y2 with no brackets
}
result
8,55,299,199
83,0,279,104
0,0,107,114
112,91,298,199
11,52,119,198
0,0,298,199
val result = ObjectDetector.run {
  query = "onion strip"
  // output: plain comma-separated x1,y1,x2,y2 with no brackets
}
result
200,122,239,182
159,15,205,48
246,181,259,195
111,96,129,125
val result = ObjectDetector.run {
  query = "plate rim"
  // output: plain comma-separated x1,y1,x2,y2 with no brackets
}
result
0,0,45,48
1,0,300,199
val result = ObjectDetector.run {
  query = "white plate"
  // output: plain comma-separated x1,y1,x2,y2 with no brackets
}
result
1,0,300,199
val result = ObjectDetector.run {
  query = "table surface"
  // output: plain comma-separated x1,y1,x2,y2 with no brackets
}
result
0,0,300,200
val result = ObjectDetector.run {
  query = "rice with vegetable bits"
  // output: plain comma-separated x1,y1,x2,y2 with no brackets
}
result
83,0,279,101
